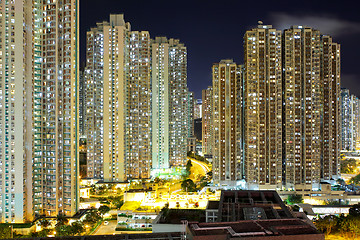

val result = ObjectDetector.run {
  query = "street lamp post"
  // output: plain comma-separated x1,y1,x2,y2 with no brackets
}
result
9,225,13,238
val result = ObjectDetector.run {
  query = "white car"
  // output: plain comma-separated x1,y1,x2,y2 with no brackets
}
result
104,221,109,225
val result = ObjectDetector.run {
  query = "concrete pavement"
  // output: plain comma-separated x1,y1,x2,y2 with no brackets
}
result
92,220,117,235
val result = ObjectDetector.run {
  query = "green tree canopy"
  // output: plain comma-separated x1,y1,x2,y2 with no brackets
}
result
0,224,11,239
350,173,360,185
286,194,303,205
83,210,101,224
186,160,193,173
314,215,338,235
340,216,360,239
349,203,360,217
340,159,358,174
39,219,51,228
69,221,85,236
98,205,110,215
181,179,196,192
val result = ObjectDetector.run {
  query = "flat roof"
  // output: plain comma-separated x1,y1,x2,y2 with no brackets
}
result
206,200,219,210
188,219,323,239
14,232,182,240
216,190,293,221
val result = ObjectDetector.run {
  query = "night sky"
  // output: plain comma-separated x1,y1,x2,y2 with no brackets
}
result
80,0,360,99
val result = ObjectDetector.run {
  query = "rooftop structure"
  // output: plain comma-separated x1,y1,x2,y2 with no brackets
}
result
206,190,293,223
196,190,324,239
18,233,182,240
186,219,324,240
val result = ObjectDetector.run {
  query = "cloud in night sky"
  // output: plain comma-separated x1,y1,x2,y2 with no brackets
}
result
269,12,360,37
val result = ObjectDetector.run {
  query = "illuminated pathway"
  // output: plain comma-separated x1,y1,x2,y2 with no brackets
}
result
188,157,210,175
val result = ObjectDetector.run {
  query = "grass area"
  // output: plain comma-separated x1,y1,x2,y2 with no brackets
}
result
0,223,33,228
88,220,103,235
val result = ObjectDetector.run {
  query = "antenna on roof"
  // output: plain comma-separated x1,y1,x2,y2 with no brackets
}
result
258,20,263,25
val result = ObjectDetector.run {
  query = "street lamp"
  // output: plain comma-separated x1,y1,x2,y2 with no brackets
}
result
9,225,13,239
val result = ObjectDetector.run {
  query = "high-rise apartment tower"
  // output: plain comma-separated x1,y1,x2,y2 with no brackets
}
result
244,25,283,189
151,37,188,171
0,0,79,222
202,87,213,156
85,14,151,181
212,60,242,185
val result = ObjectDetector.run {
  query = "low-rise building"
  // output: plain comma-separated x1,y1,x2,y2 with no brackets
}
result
279,183,360,205
196,190,324,239
299,204,351,220
80,187,91,199
19,233,183,240
79,199,101,209
186,219,324,240
205,190,293,223
117,210,157,229
152,209,205,233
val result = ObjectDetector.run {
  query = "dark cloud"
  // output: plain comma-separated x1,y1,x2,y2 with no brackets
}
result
269,12,360,37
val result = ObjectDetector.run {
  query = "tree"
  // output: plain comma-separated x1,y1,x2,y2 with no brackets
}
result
340,159,357,174
70,221,85,236
83,210,101,224
186,160,193,176
90,185,96,195
286,194,303,205
349,203,360,217
55,221,85,237
39,218,51,229
337,178,345,186
314,215,338,235
31,229,51,237
291,205,300,212
181,179,196,192
0,224,11,239
340,216,360,239
55,224,72,237
56,214,68,228
324,200,341,206
107,195,123,209
350,173,360,185
160,202,170,215
98,205,110,215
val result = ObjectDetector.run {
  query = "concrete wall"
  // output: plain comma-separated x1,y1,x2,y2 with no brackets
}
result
152,223,183,233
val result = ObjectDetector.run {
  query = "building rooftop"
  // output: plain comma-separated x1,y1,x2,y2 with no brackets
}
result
158,209,205,224
14,232,182,240
206,201,219,210
215,190,293,222
188,219,324,240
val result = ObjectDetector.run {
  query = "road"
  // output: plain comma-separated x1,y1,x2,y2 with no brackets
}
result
92,219,152,236
188,157,210,180
92,220,117,235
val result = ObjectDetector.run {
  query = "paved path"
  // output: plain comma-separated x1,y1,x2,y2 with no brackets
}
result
92,220,117,235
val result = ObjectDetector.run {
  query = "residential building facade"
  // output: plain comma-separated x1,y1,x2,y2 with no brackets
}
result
243,25,283,189
212,60,242,185
282,26,322,189
0,0,79,222
85,14,152,181
202,87,213,156
151,37,188,172
341,89,360,152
